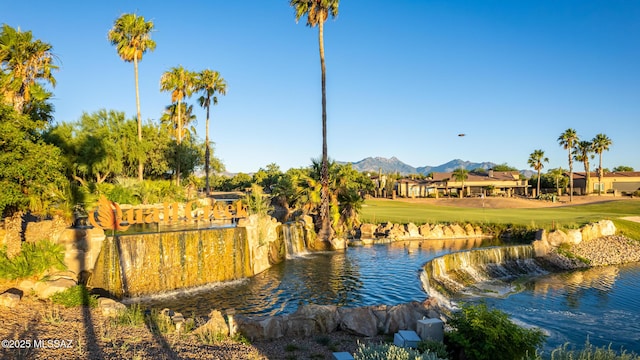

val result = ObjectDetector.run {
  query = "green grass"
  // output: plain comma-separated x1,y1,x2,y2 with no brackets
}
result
360,199,640,238
50,285,98,307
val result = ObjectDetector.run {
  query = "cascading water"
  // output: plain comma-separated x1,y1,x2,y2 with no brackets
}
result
423,245,550,298
280,221,309,257
90,227,251,298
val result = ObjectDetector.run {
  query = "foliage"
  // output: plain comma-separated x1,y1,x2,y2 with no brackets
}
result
243,183,274,217
112,304,146,327
0,240,66,280
612,219,640,241
445,302,546,360
492,163,519,171
613,166,634,172
417,339,449,359
50,285,98,307
352,341,444,360
0,24,58,114
0,104,66,217
549,340,640,360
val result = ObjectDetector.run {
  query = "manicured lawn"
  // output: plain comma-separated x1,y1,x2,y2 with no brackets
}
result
360,199,640,235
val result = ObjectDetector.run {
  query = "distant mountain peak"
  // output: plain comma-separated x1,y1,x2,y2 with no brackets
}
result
344,156,499,175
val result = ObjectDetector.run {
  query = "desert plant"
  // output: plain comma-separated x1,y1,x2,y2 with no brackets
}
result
446,302,546,360
0,240,66,280
50,285,98,307
417,339,449,359
112,304,145,327
353,341,444,360
550,340,639,360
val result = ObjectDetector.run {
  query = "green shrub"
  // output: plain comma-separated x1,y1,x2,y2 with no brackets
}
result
50,285,98,307
417,340,449,359
0,240,66,280
550,340,640,360
445,302,546,360
353,342,445,360
112,304,145,327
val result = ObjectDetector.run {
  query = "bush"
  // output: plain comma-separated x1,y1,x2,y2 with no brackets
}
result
445,302,546,360
417,340,449,359
550,340,640,360
0,240,66,280
50,285,98,307
353,342,445,360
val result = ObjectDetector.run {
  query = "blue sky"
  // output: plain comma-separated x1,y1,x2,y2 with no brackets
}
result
5,1,640,173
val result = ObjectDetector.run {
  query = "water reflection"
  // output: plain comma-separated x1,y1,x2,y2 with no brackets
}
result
134,238,501,317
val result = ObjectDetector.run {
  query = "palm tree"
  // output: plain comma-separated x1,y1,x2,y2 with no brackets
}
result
591,133,612,196
160,102,197,142
0,24,58,114
108,13,156,181
291,0,339,243
528,149,549,198
160,65,196,185
452,168,469,198
574,140,593,195
194,69,227,195
558,129,579,201
548,167,566,196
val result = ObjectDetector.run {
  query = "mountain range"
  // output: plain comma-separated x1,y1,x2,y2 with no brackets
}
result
342,156,529,176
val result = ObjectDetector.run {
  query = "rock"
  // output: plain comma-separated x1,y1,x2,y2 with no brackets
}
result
194,310,229,337
331,237,348,250
547,230,569,247
384,302,431,334
0,289,22,308
405,223,420,238
450,224,466,237
33,278,76,299
566,229,583,245
532,239,551,257
339,307,378,337
98,297,127,317
290,304,339,334
598,220,616,236
442,225,454,238
359,224,377,239
464,224,476,236
418,224,431,238
430,225,444,238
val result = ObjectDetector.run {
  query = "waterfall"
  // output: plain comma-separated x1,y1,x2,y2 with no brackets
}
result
89,227,251,298
280,221,309,258
423,245,549,298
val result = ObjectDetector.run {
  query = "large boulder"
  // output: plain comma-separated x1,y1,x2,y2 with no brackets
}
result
33,278,76,299
290,304,339,334
339,307,378,337
405,223,421,238
547,230,569,247
383,301,431,334
359,224,377,239
418,224,432,238
194,310,229,337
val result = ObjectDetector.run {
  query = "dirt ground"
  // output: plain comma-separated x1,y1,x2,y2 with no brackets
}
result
389,194,639,209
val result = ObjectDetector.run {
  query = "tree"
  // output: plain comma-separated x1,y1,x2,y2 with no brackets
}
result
291,0,339,243
492,163,519,172
452,168,469,198
527,149,549,198
591,133,612,196
160,65,196,185
613,165,634,172
0,24,58,115
446,303,546,360
194,69,226,195
574,140,593,195
558,128,579,201
548,167,566,195
0,104,65,217
108,13,156,181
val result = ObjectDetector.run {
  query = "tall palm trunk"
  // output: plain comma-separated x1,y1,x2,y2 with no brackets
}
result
134,57,144,181
568,151,573,202
598,153,603,196
205,101,211,195
537,169,541,197
176,98,182,186
318,19,332,243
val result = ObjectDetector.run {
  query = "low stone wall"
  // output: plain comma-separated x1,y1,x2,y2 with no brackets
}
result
357,222,487,244
232,300,444,341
